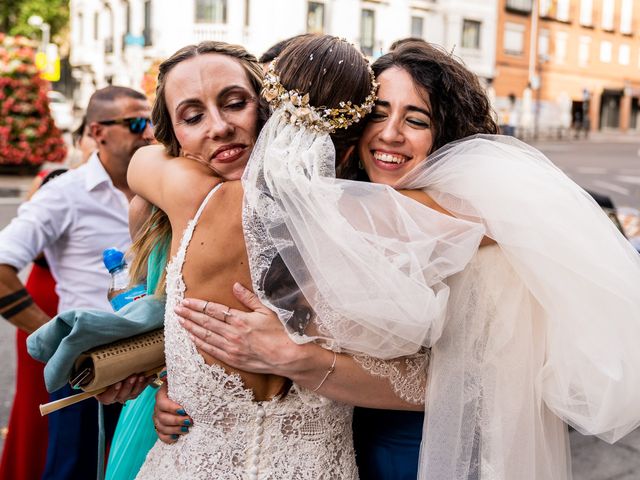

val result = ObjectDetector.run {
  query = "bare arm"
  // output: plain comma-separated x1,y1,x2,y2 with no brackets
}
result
0,265,49,333
399,188,494,246
175,283,424,411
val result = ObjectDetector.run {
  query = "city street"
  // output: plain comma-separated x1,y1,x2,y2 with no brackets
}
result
1,136,640,478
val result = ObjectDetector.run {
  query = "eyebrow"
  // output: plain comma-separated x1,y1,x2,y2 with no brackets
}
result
376,99,431,119
175,85,251,112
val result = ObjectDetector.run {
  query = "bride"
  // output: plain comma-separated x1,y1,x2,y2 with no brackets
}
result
130,35,483,479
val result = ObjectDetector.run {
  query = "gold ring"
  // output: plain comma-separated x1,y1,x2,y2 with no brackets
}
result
201,301,209,314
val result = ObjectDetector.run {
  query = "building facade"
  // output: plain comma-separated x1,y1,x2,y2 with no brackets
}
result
494,0,640,135
68,0,497,108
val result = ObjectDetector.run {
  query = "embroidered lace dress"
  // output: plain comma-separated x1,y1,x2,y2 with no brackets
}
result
136,185,358,480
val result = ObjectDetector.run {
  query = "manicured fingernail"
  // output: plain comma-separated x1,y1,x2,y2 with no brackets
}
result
182,299,191,307
114,382,122,391
177,409,186,416
171,434,179,440
159,370,167,379
129,377,137,385
233,282,242,292
177,316,185,325
183,419,191,426
181,426,189,432
174,305,184,315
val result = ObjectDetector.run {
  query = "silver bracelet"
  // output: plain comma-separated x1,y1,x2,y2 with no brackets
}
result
312,350,337,392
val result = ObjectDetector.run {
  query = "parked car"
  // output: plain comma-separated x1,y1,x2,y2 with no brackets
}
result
47,90,74,132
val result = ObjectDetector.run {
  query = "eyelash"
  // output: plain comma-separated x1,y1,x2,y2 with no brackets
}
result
183,114,203,125
225,99,247,110
370,111,430,129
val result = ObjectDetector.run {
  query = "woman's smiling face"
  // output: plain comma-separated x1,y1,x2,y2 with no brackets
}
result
358,66,434,186
164,53,259,180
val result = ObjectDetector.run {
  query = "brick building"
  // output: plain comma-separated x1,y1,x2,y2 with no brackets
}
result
494,0,640,135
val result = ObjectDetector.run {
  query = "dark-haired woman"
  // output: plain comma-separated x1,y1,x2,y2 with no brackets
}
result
170,41,640,480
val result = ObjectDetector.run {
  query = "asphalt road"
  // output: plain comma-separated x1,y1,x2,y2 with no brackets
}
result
1,138,640,478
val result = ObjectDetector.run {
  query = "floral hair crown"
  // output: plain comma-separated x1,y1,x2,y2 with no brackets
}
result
261,55,378,133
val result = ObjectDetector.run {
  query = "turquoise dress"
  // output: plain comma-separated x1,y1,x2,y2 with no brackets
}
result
105,244,168,480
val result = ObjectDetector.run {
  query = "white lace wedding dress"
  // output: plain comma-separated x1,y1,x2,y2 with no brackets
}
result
136,185,358,480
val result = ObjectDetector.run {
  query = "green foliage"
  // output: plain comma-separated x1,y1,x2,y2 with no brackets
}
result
0,0,69,41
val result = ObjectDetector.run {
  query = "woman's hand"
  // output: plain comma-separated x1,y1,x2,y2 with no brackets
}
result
95,374,151,404
153,381,193,444
174,283,305,376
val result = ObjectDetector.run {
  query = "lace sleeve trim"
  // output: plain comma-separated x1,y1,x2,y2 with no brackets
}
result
353,349,429,405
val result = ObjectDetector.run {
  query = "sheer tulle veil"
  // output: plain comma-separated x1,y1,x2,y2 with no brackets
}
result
397,134,640,479
243,106,640,478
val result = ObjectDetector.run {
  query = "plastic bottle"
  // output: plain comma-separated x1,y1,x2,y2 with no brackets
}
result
103,248,147,311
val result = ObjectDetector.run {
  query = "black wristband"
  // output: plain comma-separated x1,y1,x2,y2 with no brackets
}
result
0,288,28,309
2,297,34,320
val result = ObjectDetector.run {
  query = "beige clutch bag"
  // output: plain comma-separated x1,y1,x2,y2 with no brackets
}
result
70,328,165,391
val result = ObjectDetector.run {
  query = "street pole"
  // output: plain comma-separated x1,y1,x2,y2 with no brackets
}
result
528,0,539,86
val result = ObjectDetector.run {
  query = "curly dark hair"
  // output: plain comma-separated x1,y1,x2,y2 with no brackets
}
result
374,41,498,154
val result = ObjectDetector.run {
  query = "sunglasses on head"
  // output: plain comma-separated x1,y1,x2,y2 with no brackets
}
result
98,117,152,134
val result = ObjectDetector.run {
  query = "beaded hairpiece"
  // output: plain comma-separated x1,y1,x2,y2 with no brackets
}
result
261,54,378,133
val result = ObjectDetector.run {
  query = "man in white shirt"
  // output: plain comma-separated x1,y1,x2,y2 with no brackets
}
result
0,86,154,479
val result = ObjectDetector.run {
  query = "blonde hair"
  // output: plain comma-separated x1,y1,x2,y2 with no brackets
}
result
129,41,265,295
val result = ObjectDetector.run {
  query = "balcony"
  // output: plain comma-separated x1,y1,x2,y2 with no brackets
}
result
193,24,229,43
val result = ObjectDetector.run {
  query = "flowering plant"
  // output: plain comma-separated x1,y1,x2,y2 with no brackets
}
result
0,33,66,166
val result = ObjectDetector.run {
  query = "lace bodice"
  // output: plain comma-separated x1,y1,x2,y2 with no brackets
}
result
136,185,357,480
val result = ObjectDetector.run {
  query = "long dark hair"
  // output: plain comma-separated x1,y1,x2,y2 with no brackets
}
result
341,41,498,180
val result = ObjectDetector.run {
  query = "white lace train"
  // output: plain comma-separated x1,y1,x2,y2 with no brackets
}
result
136,185,358,480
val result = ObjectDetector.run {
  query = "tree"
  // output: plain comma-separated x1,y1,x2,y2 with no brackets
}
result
0,0,69,43
0,34,67,166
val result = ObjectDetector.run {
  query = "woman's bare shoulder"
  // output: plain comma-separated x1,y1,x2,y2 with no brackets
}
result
398,188,495,246
397,189,452,216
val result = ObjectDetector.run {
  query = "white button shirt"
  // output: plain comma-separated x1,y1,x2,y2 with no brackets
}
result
0,153,131,313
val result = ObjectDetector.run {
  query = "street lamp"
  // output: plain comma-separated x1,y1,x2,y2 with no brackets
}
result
27,14,50,52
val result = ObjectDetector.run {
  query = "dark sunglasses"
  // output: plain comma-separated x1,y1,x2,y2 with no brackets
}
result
98,117,152,134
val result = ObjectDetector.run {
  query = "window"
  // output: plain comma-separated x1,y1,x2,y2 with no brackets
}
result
104,5,114,54
360,9,375,56
538,28,550,58
578,35,591,66
506,0,533,13
619,44,631,65
539,0,551,17
557,0,570,21
504,22,525,56
461,19,481,49
125,1,131,34
143,0,152,46
554,31,568,64
411,16,424,38
307,2,325,34
78,12,84,43
195,0,227,23
600,40,612,62
601,0,614,31
620,0,632,34
580,0,593,26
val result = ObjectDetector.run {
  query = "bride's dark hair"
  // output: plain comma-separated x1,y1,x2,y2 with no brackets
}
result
272,34,374,160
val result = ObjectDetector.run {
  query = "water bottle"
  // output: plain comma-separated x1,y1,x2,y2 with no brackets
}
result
103,248,147,311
